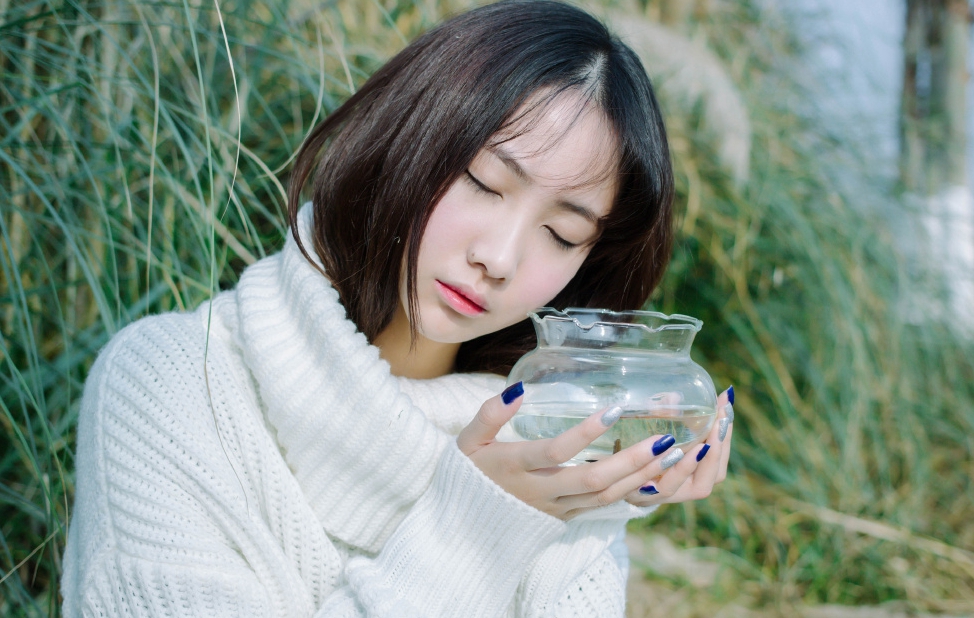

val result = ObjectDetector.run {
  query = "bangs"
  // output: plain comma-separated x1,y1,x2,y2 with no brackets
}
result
487,88,621,194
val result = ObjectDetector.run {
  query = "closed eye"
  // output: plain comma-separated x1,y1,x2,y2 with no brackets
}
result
545,226,580,251
464,170,500,196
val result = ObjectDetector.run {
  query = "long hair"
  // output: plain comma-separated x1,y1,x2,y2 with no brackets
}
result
287,0,674,375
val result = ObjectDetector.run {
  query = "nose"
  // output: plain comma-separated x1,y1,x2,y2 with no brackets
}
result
468,221,523,282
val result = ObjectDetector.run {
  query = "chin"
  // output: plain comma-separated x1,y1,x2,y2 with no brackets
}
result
416,311,491,345
417,323,483,345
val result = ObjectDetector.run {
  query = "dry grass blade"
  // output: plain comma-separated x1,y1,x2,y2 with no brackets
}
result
783,498,974,579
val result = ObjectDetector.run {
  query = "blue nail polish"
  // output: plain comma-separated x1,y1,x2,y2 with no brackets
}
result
652,434,675,456
501,382,524,405
728,385,735,405
696,444,711,462
639,485,659,495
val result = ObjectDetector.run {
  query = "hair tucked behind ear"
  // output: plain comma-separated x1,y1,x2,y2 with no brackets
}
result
287,0,674,375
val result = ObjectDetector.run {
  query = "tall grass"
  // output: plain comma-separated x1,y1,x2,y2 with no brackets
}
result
1,0,444,613
1,0,972,615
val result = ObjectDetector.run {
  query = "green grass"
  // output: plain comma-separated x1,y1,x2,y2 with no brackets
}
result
630,2,974,611
2,0,973,615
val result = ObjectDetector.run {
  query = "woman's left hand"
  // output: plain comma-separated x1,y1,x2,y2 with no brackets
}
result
624,387,735,507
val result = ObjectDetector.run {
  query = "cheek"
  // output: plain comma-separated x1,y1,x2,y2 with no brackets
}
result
515,255,587,308
418,192,476,259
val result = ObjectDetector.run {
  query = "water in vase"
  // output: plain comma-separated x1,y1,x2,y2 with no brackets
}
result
510,403,717,465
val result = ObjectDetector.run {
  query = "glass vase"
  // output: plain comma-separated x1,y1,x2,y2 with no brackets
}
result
506,307,717,465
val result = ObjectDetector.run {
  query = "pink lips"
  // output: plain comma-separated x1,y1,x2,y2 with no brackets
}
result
435,280,486,316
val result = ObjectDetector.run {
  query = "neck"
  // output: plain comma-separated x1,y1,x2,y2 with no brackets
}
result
373,305,460,379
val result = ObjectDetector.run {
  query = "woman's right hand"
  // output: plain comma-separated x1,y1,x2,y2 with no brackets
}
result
456,383,692,520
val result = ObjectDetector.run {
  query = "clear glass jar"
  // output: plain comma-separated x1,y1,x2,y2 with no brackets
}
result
506,307,717,465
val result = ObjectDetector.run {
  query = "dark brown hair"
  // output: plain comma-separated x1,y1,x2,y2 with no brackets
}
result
287,0,674,375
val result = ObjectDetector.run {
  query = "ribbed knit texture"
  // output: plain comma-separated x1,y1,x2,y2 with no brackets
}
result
62,204,652,616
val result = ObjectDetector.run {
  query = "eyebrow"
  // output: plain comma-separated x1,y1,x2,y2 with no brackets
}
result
488,146,603,226
492,146,531,183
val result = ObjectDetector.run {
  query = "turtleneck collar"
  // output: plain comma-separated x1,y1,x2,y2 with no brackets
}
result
230,203,448,552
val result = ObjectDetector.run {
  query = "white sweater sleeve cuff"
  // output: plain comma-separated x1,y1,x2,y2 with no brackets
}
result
573,501,657,523
340,442,566,617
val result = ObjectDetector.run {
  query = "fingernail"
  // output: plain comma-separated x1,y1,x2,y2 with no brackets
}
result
501,382,523,405
639,484,659,495
725,402,735,423
660,448,684,470
696,443,711,462
652,434,675,456
601,406,624,427
727,385,735,405
718,417,730,441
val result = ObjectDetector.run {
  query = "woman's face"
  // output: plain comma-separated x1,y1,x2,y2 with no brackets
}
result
403,94,619,344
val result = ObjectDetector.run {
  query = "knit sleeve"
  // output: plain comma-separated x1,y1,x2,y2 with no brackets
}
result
513,520,630,617
315,443,567,617
314,446,639,618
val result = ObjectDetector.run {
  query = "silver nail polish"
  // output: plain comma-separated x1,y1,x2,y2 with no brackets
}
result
718,417,730,441
725,402,735,423
660,448,684,470
601,406,624,427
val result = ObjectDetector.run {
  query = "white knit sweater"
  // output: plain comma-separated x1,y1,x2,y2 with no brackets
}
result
62,205,653,617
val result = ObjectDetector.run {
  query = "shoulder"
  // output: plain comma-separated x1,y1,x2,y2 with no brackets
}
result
65,306,298,614
86,294,240,403
78,303,247,458
72,302,264,539
99,310,205,363
68,311,221,585
84,312,207,408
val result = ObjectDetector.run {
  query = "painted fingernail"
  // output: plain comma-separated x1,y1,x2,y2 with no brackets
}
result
501,382,524,405
725,402,735,423
727,385,735,405
718,417,730,441
696,444,711,462
660,448,684,470
639,484,659,495
601,406,624,427
652,434,675,456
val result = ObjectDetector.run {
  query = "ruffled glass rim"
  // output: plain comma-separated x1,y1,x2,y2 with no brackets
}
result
529,307,702,333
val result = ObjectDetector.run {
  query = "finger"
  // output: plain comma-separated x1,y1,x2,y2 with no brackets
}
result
697,388,729,450
716,420,733,483
627,387,736,506
551,433,669,507
618,389,728,504
520,405,624,469
642,444,693,494
685,439,721,497
713,394,734,483
622,446,695,505
648,390,682,418
630,403,729,505
630,438,721,507
555,434,682,510
657,398,725,496
456,382,523,454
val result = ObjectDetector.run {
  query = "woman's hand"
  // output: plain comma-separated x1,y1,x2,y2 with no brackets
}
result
623,387,734,508
456,383,731,520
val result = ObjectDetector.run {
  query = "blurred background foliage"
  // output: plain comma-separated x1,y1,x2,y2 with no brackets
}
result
1,0,973,615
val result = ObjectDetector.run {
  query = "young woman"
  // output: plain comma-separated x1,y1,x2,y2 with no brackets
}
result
62,1,734,616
